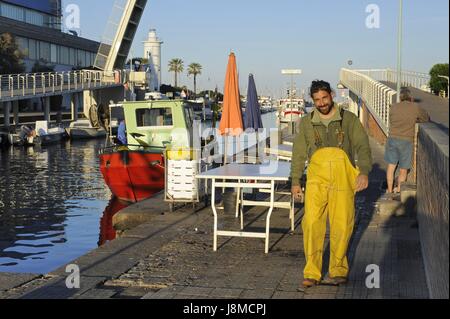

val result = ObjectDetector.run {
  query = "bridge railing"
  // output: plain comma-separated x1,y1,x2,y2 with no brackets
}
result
340,68,396,135
0,69,124,100
354,69,431,91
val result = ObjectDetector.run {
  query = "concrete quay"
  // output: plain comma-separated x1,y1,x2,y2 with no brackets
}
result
0,138,429,299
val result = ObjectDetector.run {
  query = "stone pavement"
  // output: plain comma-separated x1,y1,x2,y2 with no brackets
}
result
0,138,429,299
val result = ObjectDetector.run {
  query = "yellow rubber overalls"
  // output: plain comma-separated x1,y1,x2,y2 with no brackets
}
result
302,126,360,281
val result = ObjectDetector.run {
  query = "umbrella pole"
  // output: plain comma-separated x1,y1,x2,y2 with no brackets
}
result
256,131,259,163
237,135,241,163
222,135,227,192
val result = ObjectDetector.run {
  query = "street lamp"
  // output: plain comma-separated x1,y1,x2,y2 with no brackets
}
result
438,75,449,98
396,0,404,103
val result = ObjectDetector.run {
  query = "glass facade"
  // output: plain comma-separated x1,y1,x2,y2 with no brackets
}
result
1,1,97,69
16,36,97,68
0,1,60,29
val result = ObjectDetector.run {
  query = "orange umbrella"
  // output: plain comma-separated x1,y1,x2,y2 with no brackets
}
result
219,53,244,164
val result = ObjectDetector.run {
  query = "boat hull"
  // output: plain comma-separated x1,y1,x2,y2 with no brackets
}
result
99,150,165,203
280,110,303,123
38,132,67,145
68,128,107,140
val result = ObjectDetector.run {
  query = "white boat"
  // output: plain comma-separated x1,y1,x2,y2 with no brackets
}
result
35,121,67,145
66,120,107,139
277,98,306,123
145,92,169,100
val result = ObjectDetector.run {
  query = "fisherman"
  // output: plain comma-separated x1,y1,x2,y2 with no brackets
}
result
117,118,127,145
291,80,373,288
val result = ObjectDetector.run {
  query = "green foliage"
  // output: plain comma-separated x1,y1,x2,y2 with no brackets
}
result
0,33,25,75
429,63,449,95
198,90,223,101
168,58,184,87
187,63,202,95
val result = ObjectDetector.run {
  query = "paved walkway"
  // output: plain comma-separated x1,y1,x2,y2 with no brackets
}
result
0,138,429,299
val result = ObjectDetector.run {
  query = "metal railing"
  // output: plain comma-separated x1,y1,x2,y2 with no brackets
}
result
354,69,431,91
340,68,397,135
0,69,124,101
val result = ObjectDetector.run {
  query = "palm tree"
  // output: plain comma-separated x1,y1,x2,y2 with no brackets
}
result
187,63,202,96
168,58,184,88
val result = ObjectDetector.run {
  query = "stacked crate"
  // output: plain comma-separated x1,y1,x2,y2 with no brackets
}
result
167,159,199,200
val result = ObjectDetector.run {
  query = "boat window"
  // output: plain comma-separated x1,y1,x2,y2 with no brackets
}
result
136,108,173,127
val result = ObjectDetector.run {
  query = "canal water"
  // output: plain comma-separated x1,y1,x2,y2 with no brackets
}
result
0,112,277,274
0,139,112,274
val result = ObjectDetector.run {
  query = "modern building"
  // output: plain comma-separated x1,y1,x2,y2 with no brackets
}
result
0,0,99,72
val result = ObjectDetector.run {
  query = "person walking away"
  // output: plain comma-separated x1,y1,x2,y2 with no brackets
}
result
291,80,373,288
385,88,429,194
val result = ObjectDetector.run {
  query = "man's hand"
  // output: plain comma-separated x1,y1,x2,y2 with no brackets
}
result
355,174,369,192
292,185,304,202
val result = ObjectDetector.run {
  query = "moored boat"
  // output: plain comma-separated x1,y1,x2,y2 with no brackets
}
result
35,121,67,146
67,120,107,139
277,98,307,123
99,100,195,203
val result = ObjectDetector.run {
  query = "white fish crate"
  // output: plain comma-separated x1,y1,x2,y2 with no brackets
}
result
166,157,205,201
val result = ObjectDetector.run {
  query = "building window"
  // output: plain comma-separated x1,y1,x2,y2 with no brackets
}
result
0,2,60,29
0,2,24,21
16,37,29,58
39,41,51,62
28,39,37,60
26,10,44,26
77,49,87,67
60,46,69,65
51,44,58,63
69,47,76,66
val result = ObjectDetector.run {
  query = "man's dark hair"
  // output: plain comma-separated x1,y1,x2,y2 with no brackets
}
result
400,87,412,102
310,80,333,97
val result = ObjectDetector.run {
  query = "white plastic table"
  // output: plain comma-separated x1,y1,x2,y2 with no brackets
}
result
264,144,293,161
197,162,294,253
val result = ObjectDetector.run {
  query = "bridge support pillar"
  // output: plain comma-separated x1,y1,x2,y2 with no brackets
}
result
43,97,51,122
12,100,19,126
71,93,79,121
83,90,98,119
2,101,11,128
348,91,360,119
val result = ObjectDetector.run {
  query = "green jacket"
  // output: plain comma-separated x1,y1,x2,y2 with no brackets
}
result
290,107,372,186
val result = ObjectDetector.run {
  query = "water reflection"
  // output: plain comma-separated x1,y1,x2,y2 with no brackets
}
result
0,139,111,274
98,196,129,246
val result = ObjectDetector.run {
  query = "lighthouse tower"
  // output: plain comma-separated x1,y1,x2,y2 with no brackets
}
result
143,29,163,92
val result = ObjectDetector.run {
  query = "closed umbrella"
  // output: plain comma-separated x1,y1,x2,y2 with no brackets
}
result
244,74,264,160
219,52,244,165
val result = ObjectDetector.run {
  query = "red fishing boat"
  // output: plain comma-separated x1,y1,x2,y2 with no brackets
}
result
99,149,165,202
99,100,195,203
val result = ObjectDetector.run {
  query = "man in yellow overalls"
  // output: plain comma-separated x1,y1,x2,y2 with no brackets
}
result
291,80,372,288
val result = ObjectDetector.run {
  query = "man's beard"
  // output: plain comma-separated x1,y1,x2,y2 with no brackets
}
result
316,102,334,115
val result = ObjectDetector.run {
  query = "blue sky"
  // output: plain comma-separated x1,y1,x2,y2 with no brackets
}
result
63,0,449,98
